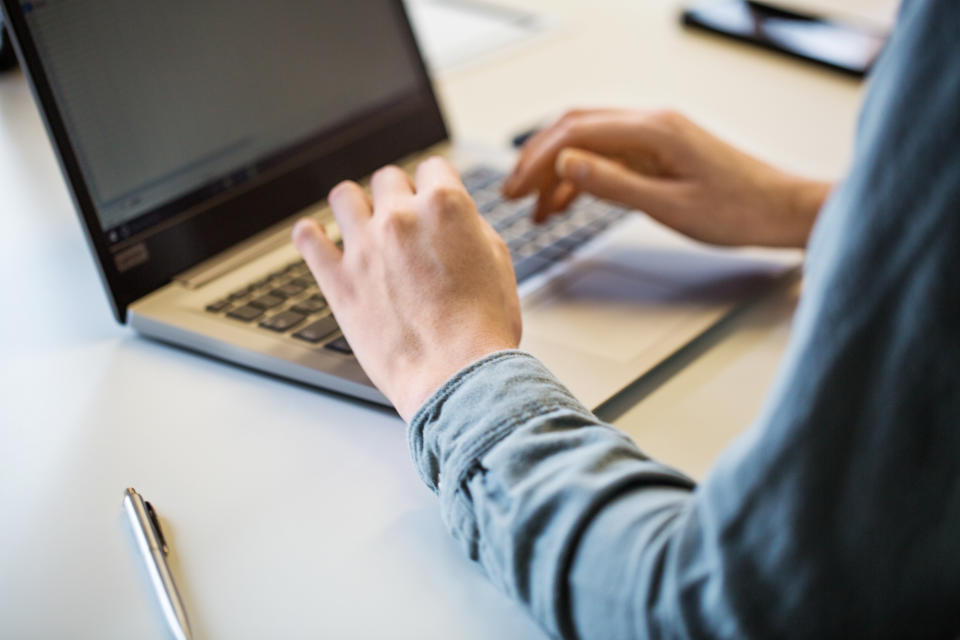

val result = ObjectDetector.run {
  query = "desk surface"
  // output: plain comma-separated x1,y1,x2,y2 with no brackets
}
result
0,1,865,637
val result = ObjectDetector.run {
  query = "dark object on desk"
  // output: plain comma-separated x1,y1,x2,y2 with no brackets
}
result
511,125,541,149
1,17,18,71
681,0,887,78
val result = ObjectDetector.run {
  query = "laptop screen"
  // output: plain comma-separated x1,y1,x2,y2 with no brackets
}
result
5,0,446,319
23,1,428,241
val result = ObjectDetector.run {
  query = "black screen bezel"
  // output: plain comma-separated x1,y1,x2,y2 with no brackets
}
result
0,0,447,322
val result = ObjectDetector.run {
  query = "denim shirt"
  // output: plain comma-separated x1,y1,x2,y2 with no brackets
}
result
408,1,960,638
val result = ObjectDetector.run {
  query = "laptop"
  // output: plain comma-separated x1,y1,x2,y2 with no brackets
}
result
1,0,799,410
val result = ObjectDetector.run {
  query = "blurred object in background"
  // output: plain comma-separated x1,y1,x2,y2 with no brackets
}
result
774,0,899,32
682,0,890,77
404,0,548,74
1,13,19,71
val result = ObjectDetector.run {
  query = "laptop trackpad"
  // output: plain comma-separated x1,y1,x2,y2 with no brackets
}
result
521,237,795,364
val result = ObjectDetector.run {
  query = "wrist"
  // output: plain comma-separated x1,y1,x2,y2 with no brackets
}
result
784,177,832,247
391,337,518,422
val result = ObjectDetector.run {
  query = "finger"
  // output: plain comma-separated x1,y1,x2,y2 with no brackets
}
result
556,147,676,214
292,217,342,291
532,174,560,224
327,180,372,240
504,108,623,196
505,111,662,199
531,178,579,224
414,156,467,193
551,181,580,212
370,165,414,210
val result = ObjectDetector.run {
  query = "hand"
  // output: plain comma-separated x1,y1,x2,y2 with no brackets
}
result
292,157,522,421
503,109,832,248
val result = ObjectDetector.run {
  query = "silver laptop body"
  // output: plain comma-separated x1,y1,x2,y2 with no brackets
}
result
4,0,798,411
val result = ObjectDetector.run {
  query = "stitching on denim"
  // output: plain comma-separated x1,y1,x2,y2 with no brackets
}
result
446,396,595,516
407,350,538,489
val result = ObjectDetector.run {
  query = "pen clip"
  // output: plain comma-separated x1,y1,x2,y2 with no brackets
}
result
144,500,169,555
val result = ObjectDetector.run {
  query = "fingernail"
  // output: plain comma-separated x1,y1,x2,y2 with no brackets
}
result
557,150,588,181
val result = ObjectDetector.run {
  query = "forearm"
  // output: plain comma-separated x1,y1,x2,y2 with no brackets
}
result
782,176,832,248
408,351,696,638
746,164,832,249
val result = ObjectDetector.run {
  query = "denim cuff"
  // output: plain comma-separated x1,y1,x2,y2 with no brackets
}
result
407,349,588,494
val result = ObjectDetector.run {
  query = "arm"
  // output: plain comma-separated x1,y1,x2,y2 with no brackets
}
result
293,1,960,636
411,2,960,637
407,351,697,638
503,108,831,247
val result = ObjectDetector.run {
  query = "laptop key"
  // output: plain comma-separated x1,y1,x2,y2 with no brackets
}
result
290,296,328,315
325,335,353,355
288,276,314,288
284,263,309,277
274,281,306,298
226,305,264,322
205,299,232,313
462,166,500,192
259,310,306,332
227,285,256,301
250,293,285,309
533,241,570,262
511,240,541,259
292,315,339,344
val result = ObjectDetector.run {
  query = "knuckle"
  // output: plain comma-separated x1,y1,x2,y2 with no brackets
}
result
426,186,472,215
557,109,591,136
345,248,372,274
483,227,511,261
495,237,511,259
651,108,686,129
556,116,576,136
380,209,417,235
559,117,586,141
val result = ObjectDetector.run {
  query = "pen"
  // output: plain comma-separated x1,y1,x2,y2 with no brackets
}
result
122,487,194,640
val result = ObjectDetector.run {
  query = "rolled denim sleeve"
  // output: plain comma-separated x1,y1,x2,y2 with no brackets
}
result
409,1,960,638
408,351,696,638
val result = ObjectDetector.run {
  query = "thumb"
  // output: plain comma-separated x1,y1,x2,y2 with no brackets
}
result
292,217,342,291
556,147,674,214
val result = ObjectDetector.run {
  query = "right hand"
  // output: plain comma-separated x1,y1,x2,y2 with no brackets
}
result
503,109,832,248
293,158,521,422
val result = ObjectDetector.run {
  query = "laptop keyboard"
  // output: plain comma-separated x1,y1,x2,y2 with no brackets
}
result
203,165,629,352
463,166,629,281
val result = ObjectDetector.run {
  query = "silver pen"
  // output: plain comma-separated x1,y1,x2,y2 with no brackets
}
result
122,487,194,640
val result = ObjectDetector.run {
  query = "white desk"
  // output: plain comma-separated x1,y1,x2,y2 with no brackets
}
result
0,2,865,637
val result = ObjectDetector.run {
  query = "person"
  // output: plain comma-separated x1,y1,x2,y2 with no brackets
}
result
292,1,960,637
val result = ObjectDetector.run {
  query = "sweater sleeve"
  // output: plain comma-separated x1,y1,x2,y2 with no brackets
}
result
408,1,960,637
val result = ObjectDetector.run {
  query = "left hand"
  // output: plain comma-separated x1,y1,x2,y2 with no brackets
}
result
503,108,830,247
292,157,522,421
